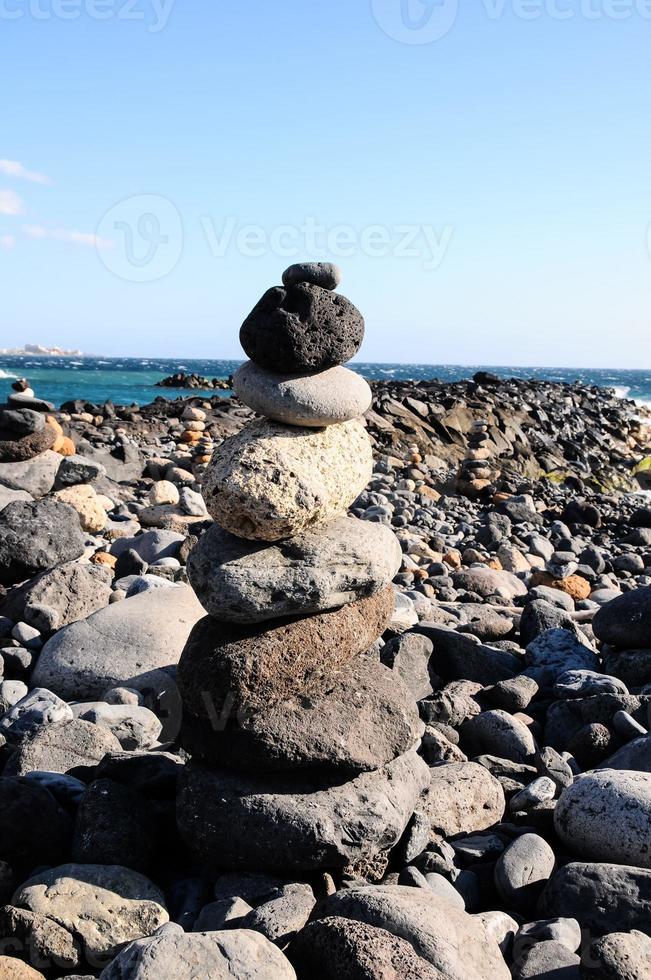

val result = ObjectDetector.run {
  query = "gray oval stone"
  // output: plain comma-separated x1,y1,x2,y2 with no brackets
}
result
233,361,371,427
282,261,341,290
187,517,401,623
555,769,651,868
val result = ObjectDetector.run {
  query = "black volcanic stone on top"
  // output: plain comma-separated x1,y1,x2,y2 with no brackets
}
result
240,283,365,373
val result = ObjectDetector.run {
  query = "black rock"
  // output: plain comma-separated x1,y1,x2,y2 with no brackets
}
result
519,599,577,647
72,778,156,871
239,283,364,373
0,499,86,586
593,586,651,649
0,776,72,871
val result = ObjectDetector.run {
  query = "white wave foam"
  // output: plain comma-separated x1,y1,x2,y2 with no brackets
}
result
0,369,18,379
613,385,631,399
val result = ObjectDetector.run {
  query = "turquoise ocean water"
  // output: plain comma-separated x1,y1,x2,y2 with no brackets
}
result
1,356,650,411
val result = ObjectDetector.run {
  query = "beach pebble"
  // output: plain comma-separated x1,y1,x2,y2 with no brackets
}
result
461,709,537,762
100,922,295,980
31,586,205,701
0,498,85,586
289,915,443,980
72,701,162,750
511,941,580,979
281,261,342,290
0,688,73,743
593,585,651,648
422,762,505,837
311,885,510,980
494,833,556,908
12,864,168,966
1,560,112,632
538,862,651,935
513,917,581,960
586,930,651,980
54,484,107,532
148,480,180,506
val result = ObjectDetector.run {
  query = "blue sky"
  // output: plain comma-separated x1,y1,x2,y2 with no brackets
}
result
1,0,651,366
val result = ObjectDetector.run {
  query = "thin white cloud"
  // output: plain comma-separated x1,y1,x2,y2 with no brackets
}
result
0,234,15,250
0,159,52,185
0,190,23,215
22,224,112,249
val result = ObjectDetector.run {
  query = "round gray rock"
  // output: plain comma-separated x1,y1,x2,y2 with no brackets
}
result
99,922,295,979
233,360,371,428
240,283,364,373
538,863,651,935
555,769,651,868
3,718,122,776
495,833,556,908
281,261,341,290
31,586,205,701
422,761,505,837
1,560,113,632
187,516,401,623
461,709,537,762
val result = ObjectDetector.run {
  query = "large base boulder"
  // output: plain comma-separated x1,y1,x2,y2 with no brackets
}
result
177,748,430,873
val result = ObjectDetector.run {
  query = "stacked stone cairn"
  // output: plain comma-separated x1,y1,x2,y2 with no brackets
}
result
456,418,497,497
0,378,73,465
176,262,429,875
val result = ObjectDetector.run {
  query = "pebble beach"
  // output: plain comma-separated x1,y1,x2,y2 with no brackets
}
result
1,263,651,979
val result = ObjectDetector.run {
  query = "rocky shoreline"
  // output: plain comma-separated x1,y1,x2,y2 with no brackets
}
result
0,270,650,977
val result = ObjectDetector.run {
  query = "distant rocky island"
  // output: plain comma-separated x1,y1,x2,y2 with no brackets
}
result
0,344,85,357
155,371,231,390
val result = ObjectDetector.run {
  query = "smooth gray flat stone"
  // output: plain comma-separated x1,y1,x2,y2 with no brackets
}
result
233,361,371,427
